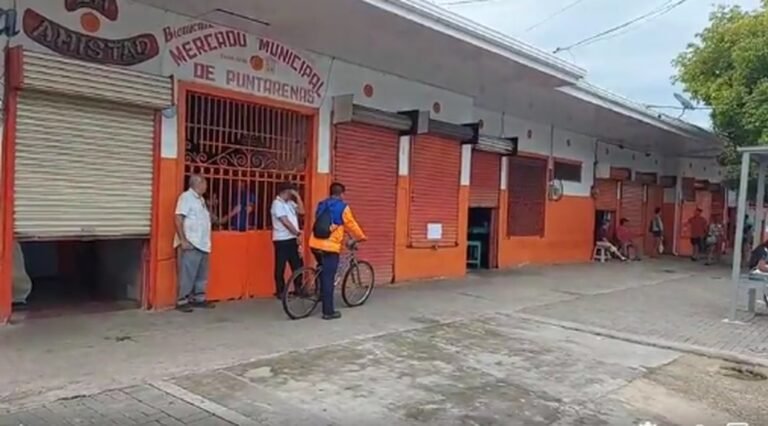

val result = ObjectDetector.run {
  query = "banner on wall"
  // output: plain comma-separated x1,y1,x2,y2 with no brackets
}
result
8,0,332,108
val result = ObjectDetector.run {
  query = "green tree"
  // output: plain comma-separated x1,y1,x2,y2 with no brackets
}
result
674,0,768,181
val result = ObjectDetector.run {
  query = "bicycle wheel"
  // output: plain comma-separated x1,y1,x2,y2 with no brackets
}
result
341,260,375,307
282,266,321,320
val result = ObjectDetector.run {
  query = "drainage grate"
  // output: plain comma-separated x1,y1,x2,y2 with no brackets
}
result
662,269,677,274
719,365,768,381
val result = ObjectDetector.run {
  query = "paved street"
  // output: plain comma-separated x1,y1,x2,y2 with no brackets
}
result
1,259,767,424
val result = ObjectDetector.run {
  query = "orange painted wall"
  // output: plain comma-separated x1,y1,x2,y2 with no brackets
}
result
151,158,183,309
498,192,595,267
393,176,468,281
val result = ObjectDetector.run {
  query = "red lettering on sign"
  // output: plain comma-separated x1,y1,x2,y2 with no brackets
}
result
257,39,324,96
225,69,316,105
193,63,215,81
170,30,247,66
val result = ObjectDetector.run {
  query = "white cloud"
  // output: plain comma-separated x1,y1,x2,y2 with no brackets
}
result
436,0,762,127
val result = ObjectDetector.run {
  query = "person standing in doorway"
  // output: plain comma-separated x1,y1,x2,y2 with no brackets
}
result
687,208,708,262
309,182,367,320
271,182,305,298
705,214,725,266
648,207,664,257
174,174,215,312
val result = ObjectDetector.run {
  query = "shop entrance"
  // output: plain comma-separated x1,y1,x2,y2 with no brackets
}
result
181,88,313,300
467,208,497,270
13,240,144,318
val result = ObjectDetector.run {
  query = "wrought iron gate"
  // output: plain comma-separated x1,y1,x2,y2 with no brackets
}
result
183,91,311,231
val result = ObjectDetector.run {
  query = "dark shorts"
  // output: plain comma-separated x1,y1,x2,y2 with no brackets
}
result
651,231,662,238
690,237,705,251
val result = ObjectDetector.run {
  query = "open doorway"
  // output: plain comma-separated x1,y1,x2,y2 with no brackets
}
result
467,208,496,270
12,239,145,319
594,210,615,245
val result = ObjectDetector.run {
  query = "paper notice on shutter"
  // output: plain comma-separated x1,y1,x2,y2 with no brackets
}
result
427,223,443,240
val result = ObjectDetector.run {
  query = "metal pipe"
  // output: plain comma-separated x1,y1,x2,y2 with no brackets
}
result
731,151,750,320
756,162,766,248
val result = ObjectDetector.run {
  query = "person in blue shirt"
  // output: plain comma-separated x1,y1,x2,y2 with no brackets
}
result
223,181,257,231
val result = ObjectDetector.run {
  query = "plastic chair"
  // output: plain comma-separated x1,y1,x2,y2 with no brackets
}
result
592,245,609,263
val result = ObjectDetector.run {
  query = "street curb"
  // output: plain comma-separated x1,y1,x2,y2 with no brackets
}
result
510,312,768,368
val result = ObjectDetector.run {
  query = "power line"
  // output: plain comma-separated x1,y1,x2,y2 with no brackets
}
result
525,0,591,33
553,0,689,54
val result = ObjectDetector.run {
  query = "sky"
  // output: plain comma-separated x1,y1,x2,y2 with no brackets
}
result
432,0,762,128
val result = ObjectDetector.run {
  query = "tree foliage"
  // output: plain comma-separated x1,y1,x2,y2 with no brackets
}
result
674,0,768,149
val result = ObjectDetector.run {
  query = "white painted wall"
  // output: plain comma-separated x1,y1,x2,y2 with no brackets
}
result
318,59,475,173
476,107,595,196
679,157,723,182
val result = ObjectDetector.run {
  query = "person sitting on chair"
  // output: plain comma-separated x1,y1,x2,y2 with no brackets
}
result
596,220,627,261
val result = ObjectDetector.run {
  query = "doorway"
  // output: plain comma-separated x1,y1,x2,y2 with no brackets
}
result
12,239,144,319
594,210,615,245
467,208,496,270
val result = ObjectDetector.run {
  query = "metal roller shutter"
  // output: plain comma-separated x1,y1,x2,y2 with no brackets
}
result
14,91,155,240
470,150,500,208
696,190,712,219
410,135,461,247
595,179,618,211
22,50,171,108
507,156,547,237
620,181,644,242
334,123,398,284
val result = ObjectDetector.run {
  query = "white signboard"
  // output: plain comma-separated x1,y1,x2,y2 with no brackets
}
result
163,17,332,107
427,223,443,241
10,0,332,108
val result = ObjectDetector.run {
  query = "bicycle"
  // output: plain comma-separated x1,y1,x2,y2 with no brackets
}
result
281,241,375,320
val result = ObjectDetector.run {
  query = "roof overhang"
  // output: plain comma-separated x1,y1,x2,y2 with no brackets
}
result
133,0,722,158
134,0,585,95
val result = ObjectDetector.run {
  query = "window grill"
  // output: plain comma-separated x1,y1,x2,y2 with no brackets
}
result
183,91,312,231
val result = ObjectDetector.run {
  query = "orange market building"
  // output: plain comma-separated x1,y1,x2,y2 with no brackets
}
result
0,0,724,323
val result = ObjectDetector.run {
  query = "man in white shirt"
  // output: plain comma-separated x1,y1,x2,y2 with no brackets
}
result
271,182,305,298
174,174,215,312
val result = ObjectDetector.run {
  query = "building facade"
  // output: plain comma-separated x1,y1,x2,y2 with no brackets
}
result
0,0,725,322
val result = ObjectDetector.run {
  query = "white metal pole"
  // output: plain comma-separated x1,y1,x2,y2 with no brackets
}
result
754,161,766,248
731,151,750,320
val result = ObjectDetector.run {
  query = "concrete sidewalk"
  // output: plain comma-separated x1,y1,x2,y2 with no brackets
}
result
0,258,763,412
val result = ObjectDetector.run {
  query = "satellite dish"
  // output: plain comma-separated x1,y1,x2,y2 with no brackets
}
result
674,93,695,111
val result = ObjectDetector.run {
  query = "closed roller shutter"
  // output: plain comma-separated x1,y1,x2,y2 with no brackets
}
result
620,181,644,242
595,179,618,211
410,135,461,247
469,150,500,207
712,188,724,218
508,156,547,236
334,124,398,284
14,91,155,240
696,190,712,219
22,50,171,108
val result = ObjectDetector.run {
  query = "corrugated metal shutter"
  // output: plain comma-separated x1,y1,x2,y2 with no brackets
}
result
14,91,155,240
22,50,171,108
620,181,644,241
410,135,461,246
507,156,547,236
696,190,712,219
469,150,500,207
595,179,618,211
712,188,725,218
334,123,398,284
